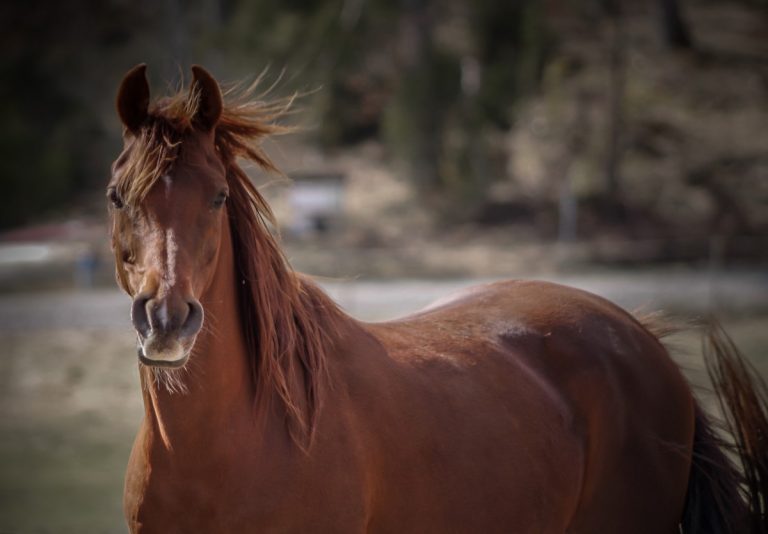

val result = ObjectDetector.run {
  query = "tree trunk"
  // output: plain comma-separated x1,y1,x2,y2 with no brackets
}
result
659,0,693,49
604,1,626,214
400,0,443,192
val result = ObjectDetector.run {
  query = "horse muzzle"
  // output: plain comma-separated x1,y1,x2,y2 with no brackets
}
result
131,293,204,367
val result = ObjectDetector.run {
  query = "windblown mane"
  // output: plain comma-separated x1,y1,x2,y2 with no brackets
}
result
114,78,344,446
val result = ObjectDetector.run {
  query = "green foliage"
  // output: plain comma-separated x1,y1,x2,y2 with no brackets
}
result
378,0,550,213
470,1,549,128
8,0,760,239
0,0,557,228
0,0,161,229
0,62,76,228
383,49,461,192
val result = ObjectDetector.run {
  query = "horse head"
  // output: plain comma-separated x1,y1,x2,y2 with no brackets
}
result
108,64,229,368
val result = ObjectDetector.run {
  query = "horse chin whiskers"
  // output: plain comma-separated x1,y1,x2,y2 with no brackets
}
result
147,365,190,395
137,346,192,395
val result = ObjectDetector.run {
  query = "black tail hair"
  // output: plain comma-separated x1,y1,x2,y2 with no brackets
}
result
681,323,768,533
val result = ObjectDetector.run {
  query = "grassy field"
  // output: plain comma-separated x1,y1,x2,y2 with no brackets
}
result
0,292,766,533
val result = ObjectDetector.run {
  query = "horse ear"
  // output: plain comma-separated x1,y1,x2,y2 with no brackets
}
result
116,64,150,135
190,65,223,131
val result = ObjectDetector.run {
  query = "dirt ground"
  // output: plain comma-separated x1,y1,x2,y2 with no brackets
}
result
0,327,138,533
0,280,766,533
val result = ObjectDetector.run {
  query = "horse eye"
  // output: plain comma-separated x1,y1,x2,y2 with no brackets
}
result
212,190,228,209
107,187,124,209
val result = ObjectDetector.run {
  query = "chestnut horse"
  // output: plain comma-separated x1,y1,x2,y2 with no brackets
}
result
109,64,768,533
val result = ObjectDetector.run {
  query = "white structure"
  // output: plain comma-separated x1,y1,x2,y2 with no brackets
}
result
287,172,345,236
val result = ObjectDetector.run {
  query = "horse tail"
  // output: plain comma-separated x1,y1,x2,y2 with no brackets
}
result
681,323,768,534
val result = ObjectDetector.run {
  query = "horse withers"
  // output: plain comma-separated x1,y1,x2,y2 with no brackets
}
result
108,64,768,533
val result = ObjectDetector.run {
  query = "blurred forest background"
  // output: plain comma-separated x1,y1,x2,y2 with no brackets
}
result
2,0,767,270
1,1,768,531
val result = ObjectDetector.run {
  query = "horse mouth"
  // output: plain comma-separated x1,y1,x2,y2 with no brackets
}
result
136,337,191,368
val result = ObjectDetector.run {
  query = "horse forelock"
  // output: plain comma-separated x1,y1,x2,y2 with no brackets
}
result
114,79,292,208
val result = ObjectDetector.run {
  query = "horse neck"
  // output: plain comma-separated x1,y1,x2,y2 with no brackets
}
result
140,216,252,446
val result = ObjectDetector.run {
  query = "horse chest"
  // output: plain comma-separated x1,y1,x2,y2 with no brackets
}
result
124,431,368,533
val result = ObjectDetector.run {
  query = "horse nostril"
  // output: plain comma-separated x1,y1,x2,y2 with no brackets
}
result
137,295,201,338
180,299,204,338
131,294,151,338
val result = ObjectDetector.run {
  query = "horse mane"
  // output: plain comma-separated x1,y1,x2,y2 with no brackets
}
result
114,78,345,447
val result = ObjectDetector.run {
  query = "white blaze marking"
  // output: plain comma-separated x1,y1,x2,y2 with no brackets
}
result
165,228,178,288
